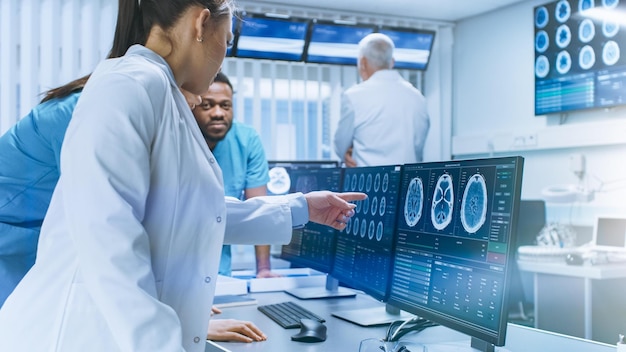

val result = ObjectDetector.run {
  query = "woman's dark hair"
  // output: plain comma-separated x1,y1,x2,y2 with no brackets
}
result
42,0,233,103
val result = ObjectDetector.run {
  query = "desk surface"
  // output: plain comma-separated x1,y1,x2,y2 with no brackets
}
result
518,260,626,279
206,291,614,352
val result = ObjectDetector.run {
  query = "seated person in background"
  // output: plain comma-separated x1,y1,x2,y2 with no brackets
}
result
191,72,279,278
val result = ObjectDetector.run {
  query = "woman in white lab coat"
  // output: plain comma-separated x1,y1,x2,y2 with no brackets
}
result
0,1,364,351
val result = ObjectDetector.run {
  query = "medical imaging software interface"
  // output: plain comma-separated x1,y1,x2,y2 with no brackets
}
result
331,165,403,301
387,157,523,345
280,167,343,273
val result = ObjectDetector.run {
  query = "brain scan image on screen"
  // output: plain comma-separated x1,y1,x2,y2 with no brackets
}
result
431,174,454,231
535,6,549,28
556,24,571,49
368,221,375,240
376,221,383,241
603,20,619,38
382,173,389,193
295,175,318,193
360,219,367,238
460,174,488,234
404,177,424,227
578,19,595,43
353,216,360,236
370,196,378,216
535,30,549,53
603,40,620,66
535,55,550,78
579,45,596,69
556,50,572,74
362,196,370,214
267,167,291,195
603,0,619,8
579,0,594,12
555,0,571,23
351,174,358,191
345,217,352,233
374,173,381,192
359,174,365,191
379,196,386,216
344,176,351,192
366,174,373,192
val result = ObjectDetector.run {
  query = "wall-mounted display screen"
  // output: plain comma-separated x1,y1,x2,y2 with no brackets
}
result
234,14,309,61
534,0,626,115
305,22,375,66
379,27,436,70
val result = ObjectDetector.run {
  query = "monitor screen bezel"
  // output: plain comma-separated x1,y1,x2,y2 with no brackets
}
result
387,156,524,346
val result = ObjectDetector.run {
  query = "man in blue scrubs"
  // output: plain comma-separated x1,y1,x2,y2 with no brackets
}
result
192,72,278,278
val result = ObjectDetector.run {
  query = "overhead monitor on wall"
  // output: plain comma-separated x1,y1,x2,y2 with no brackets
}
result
534,0,626,115
305,21,376,66
378,27,436,70
233,13,309,61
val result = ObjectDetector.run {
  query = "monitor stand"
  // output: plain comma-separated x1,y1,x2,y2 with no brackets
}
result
332,302,414,326
470,337,496,352
285,275,355,299
425,337,496,352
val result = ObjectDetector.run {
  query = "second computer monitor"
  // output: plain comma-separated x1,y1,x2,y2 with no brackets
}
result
331,165,403,301
278,165,342,274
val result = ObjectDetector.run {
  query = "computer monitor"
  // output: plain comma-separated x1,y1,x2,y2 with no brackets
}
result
266,160,338,196
233,13,310,62
275,163,355,299
331,165,413,325
591,216,626,252
305,21,376,66
387,156,524,351
378,27,436,70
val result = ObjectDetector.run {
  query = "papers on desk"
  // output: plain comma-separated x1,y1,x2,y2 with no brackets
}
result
213,294,258,309
215,275,248,296
232,268,327,293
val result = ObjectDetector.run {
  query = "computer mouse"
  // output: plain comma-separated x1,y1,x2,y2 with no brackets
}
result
566,253,584,266
290,318,327,343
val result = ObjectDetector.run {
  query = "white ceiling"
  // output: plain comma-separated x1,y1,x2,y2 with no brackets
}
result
248,0,531,22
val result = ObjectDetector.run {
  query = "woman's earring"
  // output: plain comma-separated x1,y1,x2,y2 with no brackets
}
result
196,37,203,43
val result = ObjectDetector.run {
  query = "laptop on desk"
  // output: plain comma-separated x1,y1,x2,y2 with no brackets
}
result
585,216,626,253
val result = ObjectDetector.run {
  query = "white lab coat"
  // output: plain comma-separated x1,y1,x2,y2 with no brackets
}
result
0,45,300,352
333,69,430,167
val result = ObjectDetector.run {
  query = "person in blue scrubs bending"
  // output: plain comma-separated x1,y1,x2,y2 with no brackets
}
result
0,76,87,307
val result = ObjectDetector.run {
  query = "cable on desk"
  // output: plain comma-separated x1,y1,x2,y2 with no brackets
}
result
385,316,439,342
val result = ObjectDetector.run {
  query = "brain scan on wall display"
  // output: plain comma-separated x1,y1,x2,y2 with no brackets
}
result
431,174,454,230
460,174,488,234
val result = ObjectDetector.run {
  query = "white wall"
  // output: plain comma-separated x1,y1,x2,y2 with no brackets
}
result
453,0,626,226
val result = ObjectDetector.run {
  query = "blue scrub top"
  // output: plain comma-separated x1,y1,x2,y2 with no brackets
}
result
212,121,269,276
0,91,80,306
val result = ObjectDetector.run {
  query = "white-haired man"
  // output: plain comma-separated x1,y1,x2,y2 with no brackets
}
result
334,33,430,167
